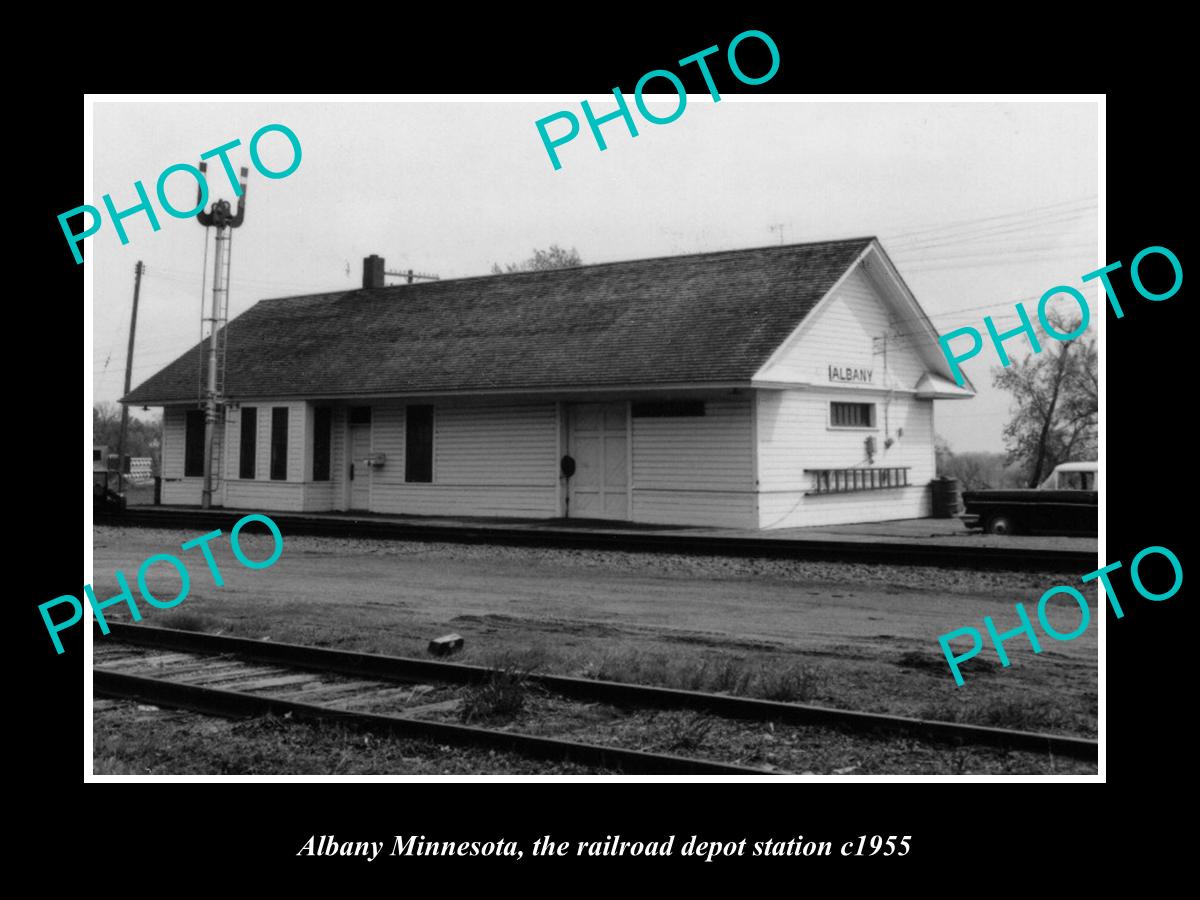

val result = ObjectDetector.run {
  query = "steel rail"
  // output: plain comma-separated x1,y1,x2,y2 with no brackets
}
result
98,623,1098,760
93,669,771,775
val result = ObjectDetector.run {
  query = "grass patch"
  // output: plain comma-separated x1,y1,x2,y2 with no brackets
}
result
899,649,997,677
578,650,823,703
460,667,535,724
917,694,1092,735
160,611,219,633
660,712,716,752
756,664,823,703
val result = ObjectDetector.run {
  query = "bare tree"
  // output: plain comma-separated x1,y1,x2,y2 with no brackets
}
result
993,313,1097,487
491,245,582,274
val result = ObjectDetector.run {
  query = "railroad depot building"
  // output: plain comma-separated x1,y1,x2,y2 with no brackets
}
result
124,238,974,529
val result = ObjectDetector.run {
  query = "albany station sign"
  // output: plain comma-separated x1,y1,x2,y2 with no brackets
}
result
827,365,874,384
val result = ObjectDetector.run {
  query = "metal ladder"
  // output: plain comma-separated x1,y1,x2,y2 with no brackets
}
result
198,227,234,490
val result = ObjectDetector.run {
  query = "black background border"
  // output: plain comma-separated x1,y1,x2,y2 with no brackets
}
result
24,18,1187,882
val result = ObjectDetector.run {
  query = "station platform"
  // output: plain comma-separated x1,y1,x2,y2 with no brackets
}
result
97,506,1097,571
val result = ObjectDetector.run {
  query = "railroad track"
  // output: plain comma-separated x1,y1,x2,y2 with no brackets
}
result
97,508,1095,572
93,623,1097,773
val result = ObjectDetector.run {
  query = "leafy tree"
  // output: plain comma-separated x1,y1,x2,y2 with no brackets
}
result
491,245,582,274
993,315,1097,487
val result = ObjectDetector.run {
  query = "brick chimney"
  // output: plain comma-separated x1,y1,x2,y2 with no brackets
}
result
363,254,385,289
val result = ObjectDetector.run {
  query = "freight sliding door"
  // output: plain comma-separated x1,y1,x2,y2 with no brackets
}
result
567,402,629,520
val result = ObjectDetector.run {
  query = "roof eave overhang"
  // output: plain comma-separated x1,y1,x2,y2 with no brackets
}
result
124,380,761,406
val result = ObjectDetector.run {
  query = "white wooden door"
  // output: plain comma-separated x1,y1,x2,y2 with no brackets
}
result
567,402,628,520
349,422,371,510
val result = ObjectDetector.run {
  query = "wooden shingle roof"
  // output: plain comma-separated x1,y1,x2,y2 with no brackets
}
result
124,237,874,403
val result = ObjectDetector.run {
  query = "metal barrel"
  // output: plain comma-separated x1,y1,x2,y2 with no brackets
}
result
931,476,961,518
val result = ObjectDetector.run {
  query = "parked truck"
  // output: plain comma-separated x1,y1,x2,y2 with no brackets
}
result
960,461,1098,536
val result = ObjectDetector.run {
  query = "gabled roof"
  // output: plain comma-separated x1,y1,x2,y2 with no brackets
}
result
125,237,878,404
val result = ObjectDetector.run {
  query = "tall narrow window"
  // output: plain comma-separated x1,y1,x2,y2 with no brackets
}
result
405,405,434,483
239,407,257,479
184,409,205,477
312,407,332,481
270,407,288,481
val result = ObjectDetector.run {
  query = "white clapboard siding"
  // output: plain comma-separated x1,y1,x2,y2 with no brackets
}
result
630,397,756,528
369,402,559,518
224,479,305,511
756,389,935,528
161,407,223,506
219,402,307,511
755,267,928,391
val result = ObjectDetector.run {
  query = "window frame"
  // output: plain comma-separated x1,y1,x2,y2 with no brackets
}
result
828,401,876,430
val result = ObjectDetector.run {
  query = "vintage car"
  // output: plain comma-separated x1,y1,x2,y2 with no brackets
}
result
960,461,1098,536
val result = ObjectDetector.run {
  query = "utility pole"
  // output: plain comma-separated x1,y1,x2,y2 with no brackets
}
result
196,162,248,509
115,260,143,491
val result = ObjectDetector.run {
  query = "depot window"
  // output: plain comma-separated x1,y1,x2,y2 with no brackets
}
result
405,405,434,483
239,407,257,479
270,407,288,481
184,409,205,477
312,407,332,482
830,402,875,428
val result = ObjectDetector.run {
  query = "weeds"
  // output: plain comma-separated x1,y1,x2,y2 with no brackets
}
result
162,612,217,633
460,667,534,724
661,713,716,752
579,650,822,703
756,664,823,703
917,695,1088,735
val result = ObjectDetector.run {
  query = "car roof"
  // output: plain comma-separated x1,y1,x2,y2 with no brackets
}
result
1054,461,1098,472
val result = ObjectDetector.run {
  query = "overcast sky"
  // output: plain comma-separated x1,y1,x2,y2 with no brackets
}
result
89,99,1098,453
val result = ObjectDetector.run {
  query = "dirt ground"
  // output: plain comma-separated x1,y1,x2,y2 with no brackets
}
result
89,525,1098,739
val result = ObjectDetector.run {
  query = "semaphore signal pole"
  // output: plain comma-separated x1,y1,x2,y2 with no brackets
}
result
195,162,248,509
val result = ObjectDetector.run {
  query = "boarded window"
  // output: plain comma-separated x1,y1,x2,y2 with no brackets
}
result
313,407,332,481
270,407,288,481
831,402,874,428
631,400,705,418
239,407,257,479
405,405,434,483
184,409,205,477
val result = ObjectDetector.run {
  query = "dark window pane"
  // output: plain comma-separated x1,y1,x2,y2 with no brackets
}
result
313,407,332,482
184,409,205,477
831,402,873,427
270,407,288,481
239,407,257,479
405,405,434,483
349,406,372,425
631,400,706,418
